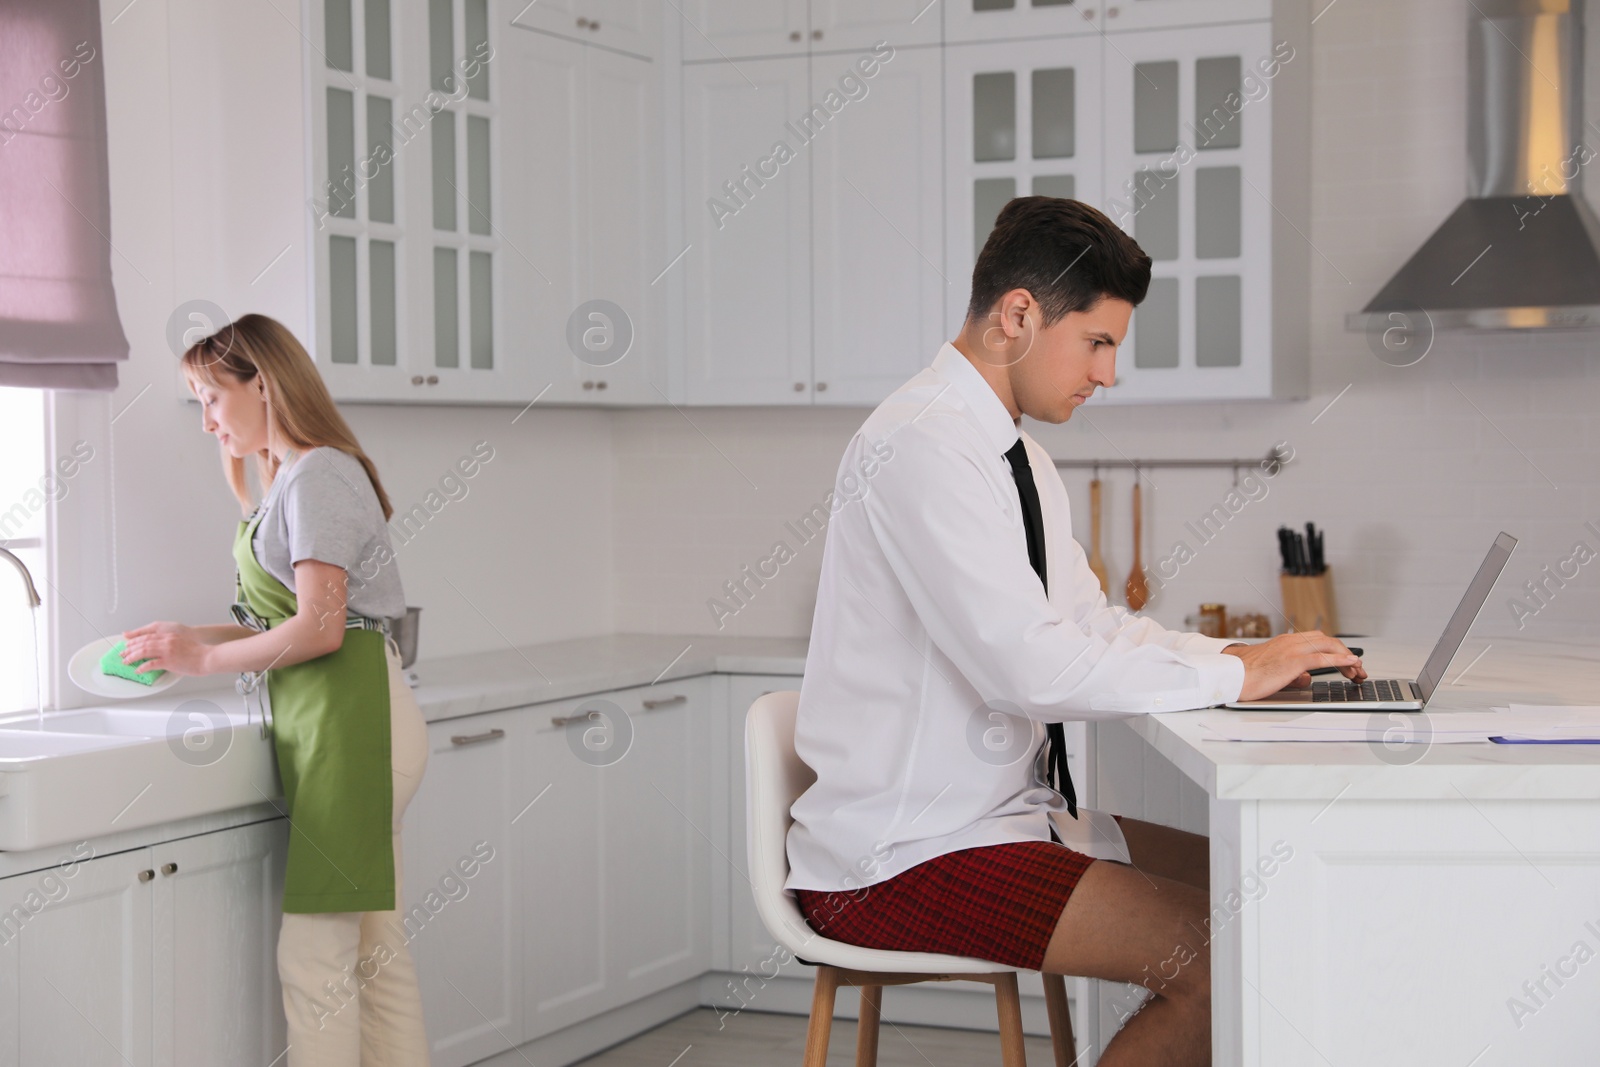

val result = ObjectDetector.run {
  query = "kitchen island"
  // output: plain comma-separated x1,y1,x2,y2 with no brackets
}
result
1121,637,1600,1066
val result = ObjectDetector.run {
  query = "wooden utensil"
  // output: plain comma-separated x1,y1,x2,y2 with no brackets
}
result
1088,476,1110,596
1125,480,1149,611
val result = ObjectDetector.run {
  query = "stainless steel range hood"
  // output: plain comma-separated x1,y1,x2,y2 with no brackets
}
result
1348,0,1600,332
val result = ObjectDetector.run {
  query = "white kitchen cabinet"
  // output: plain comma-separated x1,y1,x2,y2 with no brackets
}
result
0,821,286,1067
1097,20,1281,401
520,694,613,1038
0,847,153,1067
682,1,936,61
944,35,1105,334
810,46,946,404
501,29,665,405
807,1,941,52
401,707,523,1067
944,0,1102,44
682,56,815,404
508,0,661,59
1100,0,1270,30
151,821,288,1067
520,677,713,1039
679,0,812,61
601,678,713,1002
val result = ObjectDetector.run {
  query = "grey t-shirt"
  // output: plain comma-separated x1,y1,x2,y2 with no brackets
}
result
251,446,407,621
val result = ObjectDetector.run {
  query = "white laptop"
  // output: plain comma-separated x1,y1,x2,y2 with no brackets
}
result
1226,531,1517,711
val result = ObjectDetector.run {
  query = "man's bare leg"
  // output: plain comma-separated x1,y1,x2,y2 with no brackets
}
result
1118,816,1209,890
1042,831,1212,1066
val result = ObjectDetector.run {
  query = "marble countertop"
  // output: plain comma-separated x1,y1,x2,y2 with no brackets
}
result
1133,636,1600,801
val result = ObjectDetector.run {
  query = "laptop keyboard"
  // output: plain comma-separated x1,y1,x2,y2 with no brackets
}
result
1311,679,1409,703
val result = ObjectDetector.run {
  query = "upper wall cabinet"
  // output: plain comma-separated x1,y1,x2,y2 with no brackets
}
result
506,0,662,58
811,47,947,403
1098,20,1297,401
944,36,1105,337
311,0,531,403
951,13,1308,402
308,0,666,405
942,0,1270,42
501,29,667,404
681,56,814,404
681,0,937,62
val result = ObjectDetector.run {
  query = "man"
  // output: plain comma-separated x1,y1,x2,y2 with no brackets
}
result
786,197,1364,1066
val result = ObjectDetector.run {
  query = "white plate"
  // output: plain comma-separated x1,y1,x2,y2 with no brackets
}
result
67,636,182,699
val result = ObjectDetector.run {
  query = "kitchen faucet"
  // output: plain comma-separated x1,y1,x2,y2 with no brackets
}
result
0,547,42,608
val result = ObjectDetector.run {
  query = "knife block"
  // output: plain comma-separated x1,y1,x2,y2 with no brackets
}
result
1280,570,1339,634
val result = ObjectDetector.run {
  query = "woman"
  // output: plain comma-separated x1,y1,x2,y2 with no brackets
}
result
122,314,430,1066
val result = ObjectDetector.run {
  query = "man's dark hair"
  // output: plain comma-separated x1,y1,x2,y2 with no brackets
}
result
965,197,1152,327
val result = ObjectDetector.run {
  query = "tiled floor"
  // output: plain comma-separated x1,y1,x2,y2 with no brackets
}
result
571,1007,1058,1067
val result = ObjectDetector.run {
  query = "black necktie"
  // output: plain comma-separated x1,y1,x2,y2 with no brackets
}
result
1003,438,1078,819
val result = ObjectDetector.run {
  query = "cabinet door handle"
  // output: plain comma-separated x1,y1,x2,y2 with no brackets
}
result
577,16,589,28
411,375,424,385
815,381,828,392
595,380,607,390
790,30,802,41
812,29,822,40
551,710,599,727
589,20,600,30
642,694,687,710
427,375,440,385
161,862,178,876
451,728,506,746
793,382,805,392
137,869,155,883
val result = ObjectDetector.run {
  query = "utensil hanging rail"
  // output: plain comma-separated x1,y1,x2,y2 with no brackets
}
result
1052,444,1291,476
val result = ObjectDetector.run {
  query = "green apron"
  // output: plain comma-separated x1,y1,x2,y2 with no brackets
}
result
233,505,395,913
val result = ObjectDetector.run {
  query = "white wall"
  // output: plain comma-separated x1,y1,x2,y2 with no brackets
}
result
612,0,1600,649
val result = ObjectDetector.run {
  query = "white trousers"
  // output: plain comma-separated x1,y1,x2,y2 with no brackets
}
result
278,638,432,1067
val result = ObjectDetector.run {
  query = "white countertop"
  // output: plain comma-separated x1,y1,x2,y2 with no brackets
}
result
1133,636,1600,801
110,633,810,725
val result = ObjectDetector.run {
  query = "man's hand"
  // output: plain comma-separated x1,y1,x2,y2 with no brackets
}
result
1222,630,1366,701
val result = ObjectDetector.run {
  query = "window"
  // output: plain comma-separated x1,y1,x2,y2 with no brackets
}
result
311,0,496,376
0,387,49,715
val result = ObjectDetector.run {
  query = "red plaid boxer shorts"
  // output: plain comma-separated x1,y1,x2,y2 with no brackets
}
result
794,839,1101,972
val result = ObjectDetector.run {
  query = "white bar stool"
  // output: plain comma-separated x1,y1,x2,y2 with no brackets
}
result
745,691,1078,1067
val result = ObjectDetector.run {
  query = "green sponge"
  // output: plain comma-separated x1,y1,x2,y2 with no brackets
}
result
100,640,164,686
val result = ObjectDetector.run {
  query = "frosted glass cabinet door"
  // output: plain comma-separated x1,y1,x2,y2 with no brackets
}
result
1101,0,1270,31
1098,21,1274,401
680,0,810,61
944,37,1104,335
811,46,945,405
682,57,814,404
944,0,1102,44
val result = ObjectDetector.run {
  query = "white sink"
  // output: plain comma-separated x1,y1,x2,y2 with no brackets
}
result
0,727,146,760
0,701,279,852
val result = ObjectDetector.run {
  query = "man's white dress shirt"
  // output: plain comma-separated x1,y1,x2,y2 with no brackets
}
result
785,343,1245,892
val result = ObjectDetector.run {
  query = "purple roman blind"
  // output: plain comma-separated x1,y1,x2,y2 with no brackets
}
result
0,0,128,391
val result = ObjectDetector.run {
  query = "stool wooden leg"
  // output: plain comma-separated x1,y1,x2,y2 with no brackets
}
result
1042,973,1076,1067
855,984,884,1067
993,972,1028,1067
803,967,841,1067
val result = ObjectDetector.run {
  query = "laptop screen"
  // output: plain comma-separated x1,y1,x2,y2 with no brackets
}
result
1414,532,1517,702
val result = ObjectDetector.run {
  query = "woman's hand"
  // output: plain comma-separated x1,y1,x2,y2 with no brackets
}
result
120,622,214,677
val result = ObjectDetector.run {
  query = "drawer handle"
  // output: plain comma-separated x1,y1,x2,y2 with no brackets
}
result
551,710,599,728
642,694,686,710
161,862,178,876
451,728,506,746
137,869,154,883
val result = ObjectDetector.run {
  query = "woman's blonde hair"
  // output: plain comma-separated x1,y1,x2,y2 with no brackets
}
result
180,314,395,521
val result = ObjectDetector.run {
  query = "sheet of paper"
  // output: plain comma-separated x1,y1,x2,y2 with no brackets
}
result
1199,706,1600,743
